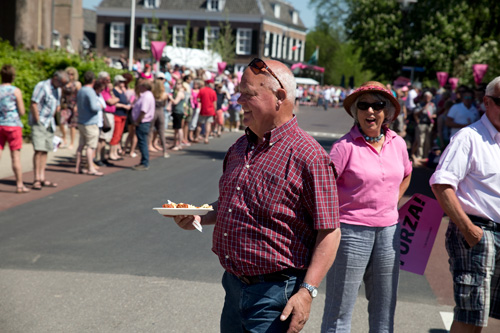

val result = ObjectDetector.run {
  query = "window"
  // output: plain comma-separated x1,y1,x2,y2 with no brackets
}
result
236,29,252,55
264,31,270,57
207,0,225,11
141,24,157,50
273,4,281,18
282,36,288,60
292,11,298,25
110,22,125,48
144,0,160,9
173,26,186,47
204,27,220,51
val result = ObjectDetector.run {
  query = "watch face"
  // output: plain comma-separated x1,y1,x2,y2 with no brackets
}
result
311,288,318,298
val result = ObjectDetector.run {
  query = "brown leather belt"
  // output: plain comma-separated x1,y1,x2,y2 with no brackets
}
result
238,268,305,285
468,214,500,232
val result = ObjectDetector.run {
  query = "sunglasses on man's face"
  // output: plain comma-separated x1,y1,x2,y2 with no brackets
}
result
248,58,284,89
357,101,386,111
487,95,500,106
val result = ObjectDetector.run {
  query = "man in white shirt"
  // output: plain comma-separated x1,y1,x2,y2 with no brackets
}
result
446,89,480,137
430,76,500,332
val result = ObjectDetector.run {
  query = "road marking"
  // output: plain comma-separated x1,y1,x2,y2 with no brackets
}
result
32,254,41,263
440,311,453,332
306,131,344,140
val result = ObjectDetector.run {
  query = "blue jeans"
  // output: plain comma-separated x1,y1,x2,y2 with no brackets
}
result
321,223,400,333
220,271,302,333
135,122,150,167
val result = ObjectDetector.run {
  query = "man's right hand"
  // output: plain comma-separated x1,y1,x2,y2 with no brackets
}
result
464,224,484,248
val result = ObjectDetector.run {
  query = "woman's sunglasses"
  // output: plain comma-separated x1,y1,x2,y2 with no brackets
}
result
487,95,500,106
357,101,386,111
248,58,284,89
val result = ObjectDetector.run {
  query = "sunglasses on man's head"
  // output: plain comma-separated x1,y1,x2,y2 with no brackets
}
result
357,101,386,111
487,95,500,106
248,58,284,89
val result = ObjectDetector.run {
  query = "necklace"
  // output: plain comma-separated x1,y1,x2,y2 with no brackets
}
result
359,127,384,143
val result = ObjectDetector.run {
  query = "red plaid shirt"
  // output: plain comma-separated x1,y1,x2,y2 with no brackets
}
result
213,116,340,277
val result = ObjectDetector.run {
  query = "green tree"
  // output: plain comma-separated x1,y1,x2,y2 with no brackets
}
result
309,0,500,84
209,19,236,65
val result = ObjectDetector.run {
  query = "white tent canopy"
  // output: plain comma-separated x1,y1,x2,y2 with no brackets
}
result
294,77,320,86
163,46,222,71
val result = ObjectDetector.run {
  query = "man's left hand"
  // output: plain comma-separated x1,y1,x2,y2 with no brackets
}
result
280,288,312,333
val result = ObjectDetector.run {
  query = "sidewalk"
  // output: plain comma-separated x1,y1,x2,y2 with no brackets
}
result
0,127,175,210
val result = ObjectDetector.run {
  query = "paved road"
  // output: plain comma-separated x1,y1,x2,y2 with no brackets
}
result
1,105,499,332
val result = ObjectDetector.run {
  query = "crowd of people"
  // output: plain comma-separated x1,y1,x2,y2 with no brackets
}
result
0,62,243,191
1,58,499,332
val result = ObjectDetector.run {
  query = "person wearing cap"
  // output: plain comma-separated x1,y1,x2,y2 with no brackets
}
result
109,74,131,161
411,90,436,164
171,59,341,332
321,81,412,332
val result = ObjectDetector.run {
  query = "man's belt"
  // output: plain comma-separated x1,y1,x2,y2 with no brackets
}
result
468,214,500,232
238,268,306,285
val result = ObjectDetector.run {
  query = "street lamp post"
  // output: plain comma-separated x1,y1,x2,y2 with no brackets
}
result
398,0,418,77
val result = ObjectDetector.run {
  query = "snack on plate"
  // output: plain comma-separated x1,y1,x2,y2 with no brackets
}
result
162,201,213,209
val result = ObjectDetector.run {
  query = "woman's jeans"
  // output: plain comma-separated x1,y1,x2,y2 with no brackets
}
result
322,223,400,333
220,271,302,333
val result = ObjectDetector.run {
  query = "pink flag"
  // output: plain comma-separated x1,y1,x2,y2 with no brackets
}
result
150,41,166,62
436,72,448,87
399,194,444,275
448,77,459,91
218,62,227,74
472,64,488,85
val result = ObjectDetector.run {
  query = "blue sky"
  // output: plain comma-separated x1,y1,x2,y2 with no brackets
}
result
82,0,316,30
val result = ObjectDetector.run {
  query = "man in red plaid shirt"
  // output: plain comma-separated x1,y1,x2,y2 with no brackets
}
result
173,59,341,333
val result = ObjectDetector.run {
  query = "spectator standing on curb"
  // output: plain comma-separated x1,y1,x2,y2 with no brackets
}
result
0,64,29,193
59,66,81,149
75,71,103,176
430,76,500,333
29,70,68,190
95,71,118,167
172,59,341,332
109,74,131,161
446,89,480,138
196,80,217,144
131,79,155,171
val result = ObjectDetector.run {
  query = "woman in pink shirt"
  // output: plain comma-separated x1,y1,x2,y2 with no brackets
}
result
322,81,412,332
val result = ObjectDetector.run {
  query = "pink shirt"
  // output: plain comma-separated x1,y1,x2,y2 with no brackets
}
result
131,90,155,123
330,126,412,227
101,87,116,113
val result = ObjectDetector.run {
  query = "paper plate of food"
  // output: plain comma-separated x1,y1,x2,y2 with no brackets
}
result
153,200,214,216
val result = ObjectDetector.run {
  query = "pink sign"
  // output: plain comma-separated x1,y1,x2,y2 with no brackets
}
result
150,41,166,62
448,77,459,91
436,72,448,87
218,62,227,74
399,194,444,275
472,64,488,85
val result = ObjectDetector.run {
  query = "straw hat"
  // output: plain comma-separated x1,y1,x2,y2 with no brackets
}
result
343,81,400,121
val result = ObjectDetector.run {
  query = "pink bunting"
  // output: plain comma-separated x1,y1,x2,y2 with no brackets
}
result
448,77,459,91
472,64,488,85
150,41,166,62
436,72,448,87
217,62,227,74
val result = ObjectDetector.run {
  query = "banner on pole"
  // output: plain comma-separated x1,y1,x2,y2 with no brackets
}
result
399,194,444,275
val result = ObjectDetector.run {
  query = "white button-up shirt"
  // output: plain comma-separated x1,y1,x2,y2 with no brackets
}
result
430,114,500,222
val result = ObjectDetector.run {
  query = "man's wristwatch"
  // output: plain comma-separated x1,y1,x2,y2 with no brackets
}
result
300,282,318,298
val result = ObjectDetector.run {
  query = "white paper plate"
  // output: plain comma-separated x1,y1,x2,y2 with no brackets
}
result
153,208,213,216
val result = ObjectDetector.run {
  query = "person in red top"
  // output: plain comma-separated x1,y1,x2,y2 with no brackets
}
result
196,81,217,143
172,59,341,332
